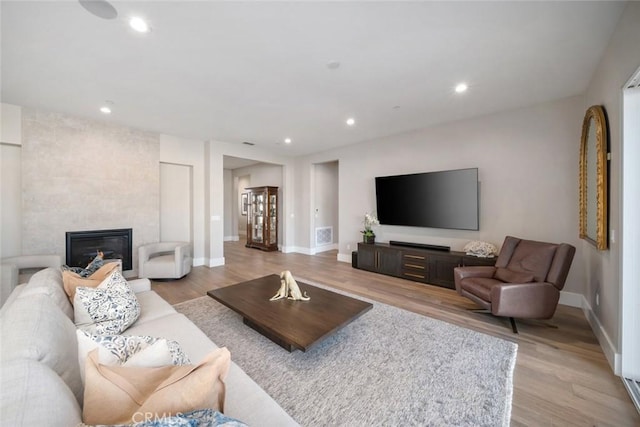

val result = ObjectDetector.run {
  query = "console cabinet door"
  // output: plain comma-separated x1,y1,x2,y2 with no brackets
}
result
357,244,401,276
428,254,463,289
357,244,377,272
376,246,401,276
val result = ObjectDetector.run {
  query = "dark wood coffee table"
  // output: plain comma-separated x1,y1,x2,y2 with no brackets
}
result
207,274,373,352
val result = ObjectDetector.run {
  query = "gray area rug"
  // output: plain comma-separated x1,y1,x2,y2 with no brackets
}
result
174,281,517,427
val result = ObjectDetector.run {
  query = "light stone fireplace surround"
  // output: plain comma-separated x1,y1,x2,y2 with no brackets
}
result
21,109,160,275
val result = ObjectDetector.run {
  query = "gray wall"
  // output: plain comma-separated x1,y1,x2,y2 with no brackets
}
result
296,96,585,295
582,1,640,368
20,109,160,273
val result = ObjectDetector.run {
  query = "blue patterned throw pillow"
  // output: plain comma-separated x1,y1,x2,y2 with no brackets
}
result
74,269,141,335
131,409,247,427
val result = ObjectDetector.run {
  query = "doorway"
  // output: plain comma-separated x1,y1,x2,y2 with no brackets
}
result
313,161,339,253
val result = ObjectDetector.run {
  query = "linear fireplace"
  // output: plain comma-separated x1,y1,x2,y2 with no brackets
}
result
66,228,133,271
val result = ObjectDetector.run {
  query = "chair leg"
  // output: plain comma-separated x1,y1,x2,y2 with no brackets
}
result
509,317,518,334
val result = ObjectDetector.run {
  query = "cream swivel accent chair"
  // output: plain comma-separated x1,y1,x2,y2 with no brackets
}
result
1,254,62,307
138,242,193,280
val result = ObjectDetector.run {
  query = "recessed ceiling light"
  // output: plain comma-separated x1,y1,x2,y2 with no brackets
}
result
100,106,112,114
129,16,150,33
455,83,468,93
346,118,355,126
284,138,292,144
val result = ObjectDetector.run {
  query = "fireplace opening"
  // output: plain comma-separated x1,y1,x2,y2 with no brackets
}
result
66,228,133,271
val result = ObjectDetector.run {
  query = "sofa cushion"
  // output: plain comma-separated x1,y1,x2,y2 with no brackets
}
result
74,269,141,335
459,277,503,301
125,313,220,362
18,267,73,319
0,294,83,405
0,359,82,427
133,290,179,326
62,262,120,302
76,330,191,381
83,347,231,425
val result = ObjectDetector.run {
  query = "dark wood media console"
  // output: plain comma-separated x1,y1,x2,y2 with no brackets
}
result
356,242,496,289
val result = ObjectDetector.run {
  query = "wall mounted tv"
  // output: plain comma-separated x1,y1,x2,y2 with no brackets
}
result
375,168,479,231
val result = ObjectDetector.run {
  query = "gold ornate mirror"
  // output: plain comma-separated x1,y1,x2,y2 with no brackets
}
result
579,105,608,250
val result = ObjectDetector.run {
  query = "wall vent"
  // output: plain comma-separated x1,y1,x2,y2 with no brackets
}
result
315,226,333,246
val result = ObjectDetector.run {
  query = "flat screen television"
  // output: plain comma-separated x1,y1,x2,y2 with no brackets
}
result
375,168,479,230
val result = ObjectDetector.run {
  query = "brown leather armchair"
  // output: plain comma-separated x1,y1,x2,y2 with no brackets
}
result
454,236,575,333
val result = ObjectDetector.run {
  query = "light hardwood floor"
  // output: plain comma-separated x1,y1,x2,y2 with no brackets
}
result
151,241,639,426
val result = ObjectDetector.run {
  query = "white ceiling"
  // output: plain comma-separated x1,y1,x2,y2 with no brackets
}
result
1,1,626,157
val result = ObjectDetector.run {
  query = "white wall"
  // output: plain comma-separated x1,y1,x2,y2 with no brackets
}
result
583,1,640,372
160,162,192,243
1,103,22,145
0,144,21,258
296,96,586,294
159,135,206,266
1,103,23,258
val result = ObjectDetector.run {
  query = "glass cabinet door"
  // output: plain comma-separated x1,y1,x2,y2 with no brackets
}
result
269,194,277,244
246,186,278,251
251,193,264,243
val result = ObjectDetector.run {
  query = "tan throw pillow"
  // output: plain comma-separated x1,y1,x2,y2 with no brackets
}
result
83,347,231,425
63,262,120,302
493,267,535,284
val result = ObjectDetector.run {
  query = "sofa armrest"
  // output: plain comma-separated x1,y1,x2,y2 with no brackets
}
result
490,281,560,319
128,278,151,293
453,266,496,294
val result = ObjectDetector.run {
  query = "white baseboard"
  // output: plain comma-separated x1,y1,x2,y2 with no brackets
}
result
208,257,225,268
337,252,351,263
223,235,240,242
576,294,621,375
192,257,206,267
315,243,338,253
558,290,583,308
281,246,314,255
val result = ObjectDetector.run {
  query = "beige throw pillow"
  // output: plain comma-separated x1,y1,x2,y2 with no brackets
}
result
82,347,231,425
63,262,120,302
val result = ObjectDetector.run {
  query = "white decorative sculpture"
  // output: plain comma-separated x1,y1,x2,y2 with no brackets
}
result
270,270,310,301
463,240,498,258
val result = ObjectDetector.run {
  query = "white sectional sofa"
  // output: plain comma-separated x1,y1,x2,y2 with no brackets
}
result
0,267,298,426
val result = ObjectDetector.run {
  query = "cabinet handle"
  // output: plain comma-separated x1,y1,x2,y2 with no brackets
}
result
405,255,426,260
404,273,425,279
404,263,425,269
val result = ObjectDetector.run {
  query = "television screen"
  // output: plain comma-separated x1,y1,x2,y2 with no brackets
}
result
375,168,479,230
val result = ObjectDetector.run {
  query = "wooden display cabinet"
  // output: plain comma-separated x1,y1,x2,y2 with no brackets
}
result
246,186,278,251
